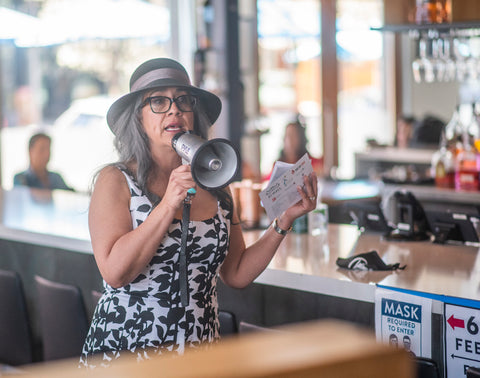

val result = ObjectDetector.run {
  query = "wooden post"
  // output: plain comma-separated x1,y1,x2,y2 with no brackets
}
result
321,0,338,173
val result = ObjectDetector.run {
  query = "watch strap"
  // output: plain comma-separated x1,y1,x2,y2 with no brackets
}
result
273,218,292,235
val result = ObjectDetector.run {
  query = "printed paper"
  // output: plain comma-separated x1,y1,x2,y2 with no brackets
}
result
259,153,313,221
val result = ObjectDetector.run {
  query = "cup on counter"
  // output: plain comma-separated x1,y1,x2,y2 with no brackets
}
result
308,203,328,236
231,181,242,219
238,180,264,229
292,214,309,234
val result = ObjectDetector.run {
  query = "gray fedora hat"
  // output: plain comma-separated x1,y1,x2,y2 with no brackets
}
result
106,58,221,132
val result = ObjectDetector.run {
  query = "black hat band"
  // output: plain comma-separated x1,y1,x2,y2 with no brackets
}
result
131,68,190,92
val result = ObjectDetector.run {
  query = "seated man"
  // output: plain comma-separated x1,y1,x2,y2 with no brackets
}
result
13,133,73,191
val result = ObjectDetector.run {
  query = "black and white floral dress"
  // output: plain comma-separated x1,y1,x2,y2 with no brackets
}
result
80,169,231,367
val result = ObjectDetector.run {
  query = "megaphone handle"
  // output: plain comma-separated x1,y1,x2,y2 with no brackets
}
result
179,201,191,307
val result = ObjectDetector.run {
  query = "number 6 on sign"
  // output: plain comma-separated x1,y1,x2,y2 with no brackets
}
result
445,304,480,378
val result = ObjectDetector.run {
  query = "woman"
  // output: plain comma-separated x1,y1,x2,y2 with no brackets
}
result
264,119,323,181
80,58,317,366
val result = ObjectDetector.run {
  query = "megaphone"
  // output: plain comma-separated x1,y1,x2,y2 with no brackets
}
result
172,131,240,190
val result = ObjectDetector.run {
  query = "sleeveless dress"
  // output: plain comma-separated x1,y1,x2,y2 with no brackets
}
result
79,169,231,367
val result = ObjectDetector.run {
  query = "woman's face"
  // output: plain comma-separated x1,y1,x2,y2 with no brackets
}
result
284,124,301,156
141,87,195,149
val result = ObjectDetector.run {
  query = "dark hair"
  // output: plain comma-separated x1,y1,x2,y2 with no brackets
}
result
397,114,416,124
279,120,309,161
411,115,445,148
29,133,51,150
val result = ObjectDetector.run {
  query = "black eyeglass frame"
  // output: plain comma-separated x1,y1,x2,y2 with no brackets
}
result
140,94,197,114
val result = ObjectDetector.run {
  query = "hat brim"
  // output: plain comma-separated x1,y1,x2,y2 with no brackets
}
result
106,82,221,133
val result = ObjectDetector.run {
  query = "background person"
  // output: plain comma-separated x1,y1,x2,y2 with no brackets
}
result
80,58,317,366
263,117,323,181
394,114,416,149
13,132,73,191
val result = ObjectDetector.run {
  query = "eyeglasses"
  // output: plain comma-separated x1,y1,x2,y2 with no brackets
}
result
141,95,197,114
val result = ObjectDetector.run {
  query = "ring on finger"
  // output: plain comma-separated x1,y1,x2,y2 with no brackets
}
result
309,196,315,201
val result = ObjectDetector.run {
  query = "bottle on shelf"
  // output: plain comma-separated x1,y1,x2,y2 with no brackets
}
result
435,0,450,23
444,104,464,157
431,131,455,188
469,102,480,154
454,128,480,192
415,0,447,24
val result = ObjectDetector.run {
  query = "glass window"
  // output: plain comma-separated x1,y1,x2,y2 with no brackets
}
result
257,0,322,178
336,0,388,179
1,0,170,192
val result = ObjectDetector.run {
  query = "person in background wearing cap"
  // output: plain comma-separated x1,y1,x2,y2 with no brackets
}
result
79,58,317,367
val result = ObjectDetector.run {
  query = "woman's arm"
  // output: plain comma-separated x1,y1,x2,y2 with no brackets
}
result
89,165,195,288
220,172,317,288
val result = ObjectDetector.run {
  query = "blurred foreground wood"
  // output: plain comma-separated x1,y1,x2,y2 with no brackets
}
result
10,320,414,378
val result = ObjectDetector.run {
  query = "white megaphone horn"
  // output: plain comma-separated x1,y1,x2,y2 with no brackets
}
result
172,131,240,190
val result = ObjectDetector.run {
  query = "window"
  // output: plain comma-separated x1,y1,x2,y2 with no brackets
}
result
257,0,322,177
336,0,388,178
1,0,171,192
256,0,389,180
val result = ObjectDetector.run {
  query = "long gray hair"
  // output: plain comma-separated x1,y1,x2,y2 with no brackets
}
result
115,93,208,180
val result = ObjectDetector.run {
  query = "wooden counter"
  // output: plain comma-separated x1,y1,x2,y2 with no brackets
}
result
8,320,414,378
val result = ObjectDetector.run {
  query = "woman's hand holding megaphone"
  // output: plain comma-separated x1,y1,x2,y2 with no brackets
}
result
163,164,197,211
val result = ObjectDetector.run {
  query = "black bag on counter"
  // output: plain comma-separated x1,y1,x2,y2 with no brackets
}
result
336,250,406,271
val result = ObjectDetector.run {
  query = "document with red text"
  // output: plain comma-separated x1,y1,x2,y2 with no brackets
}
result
259,153,313,221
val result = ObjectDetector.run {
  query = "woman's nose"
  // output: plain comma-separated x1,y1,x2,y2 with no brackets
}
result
169,99,182,114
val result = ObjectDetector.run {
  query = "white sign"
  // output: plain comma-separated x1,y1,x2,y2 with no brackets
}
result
375,288,432,358
445,303,480,377
259,153,313,221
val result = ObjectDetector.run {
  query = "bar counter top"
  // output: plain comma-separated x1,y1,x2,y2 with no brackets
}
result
1,186,479,310
0,187,91,253
245,227,480,308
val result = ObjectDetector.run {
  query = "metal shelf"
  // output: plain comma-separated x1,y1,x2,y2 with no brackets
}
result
371,21,480,33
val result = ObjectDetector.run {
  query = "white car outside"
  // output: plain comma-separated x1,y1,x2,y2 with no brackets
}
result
2,96,118,193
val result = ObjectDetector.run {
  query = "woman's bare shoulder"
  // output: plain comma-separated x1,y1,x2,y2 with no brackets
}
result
93,165,129,195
